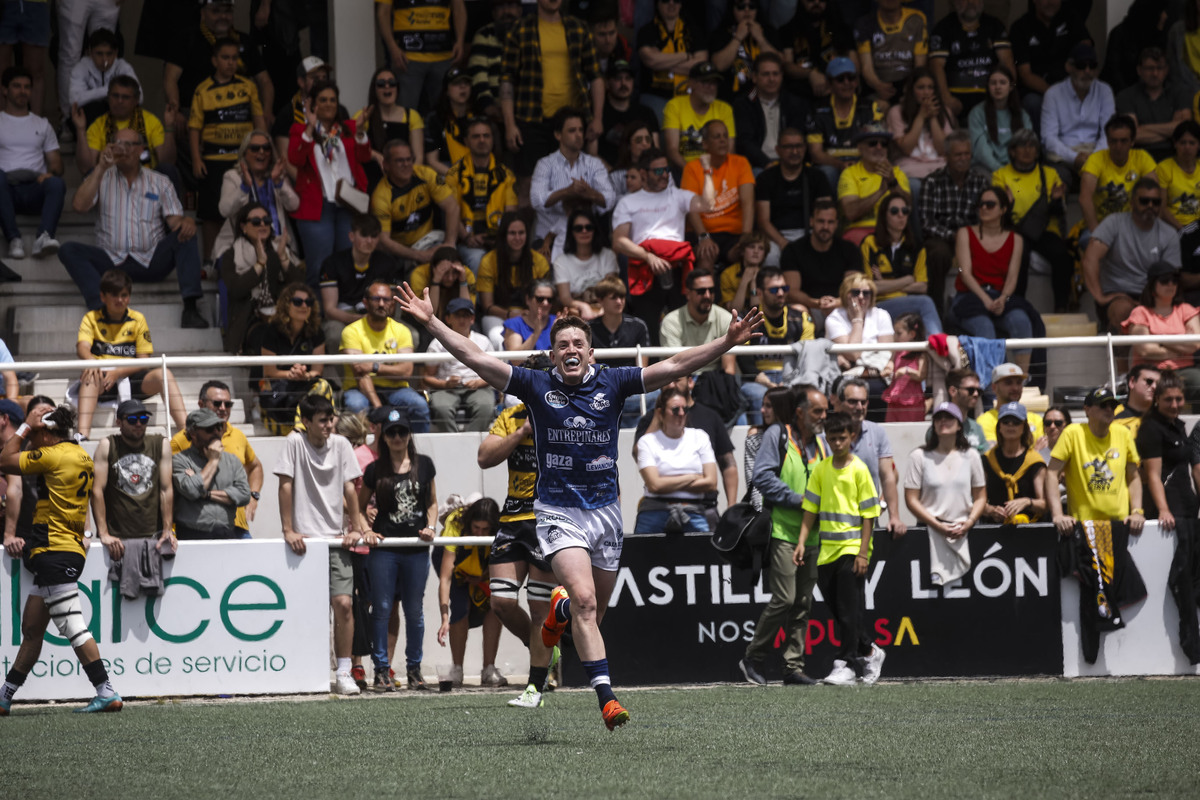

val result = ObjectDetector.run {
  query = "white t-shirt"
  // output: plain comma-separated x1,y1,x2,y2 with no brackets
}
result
902,447,985,523
427,331,492,382
636,427,716,500
824,306,894,344
0,111,58,173
612,186,695,244
553,249,619,295
273,431,362,538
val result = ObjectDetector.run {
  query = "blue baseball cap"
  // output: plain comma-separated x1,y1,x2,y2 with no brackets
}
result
826,57,857,78
0,398,24,425
997,402,1027,422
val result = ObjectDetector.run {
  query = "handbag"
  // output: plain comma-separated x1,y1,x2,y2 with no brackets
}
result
335,178,369,214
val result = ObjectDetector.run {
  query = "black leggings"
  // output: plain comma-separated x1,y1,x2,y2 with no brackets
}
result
816,553,873,674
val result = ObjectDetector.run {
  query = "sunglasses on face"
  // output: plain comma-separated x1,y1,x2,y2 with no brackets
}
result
246,143,272,154
888,206,911,216
1156,274,1180,284
958,386,981,395
1045,419,1066,428
849,288,872,298
290,296,316,307
1138,196,1163,207
533,296,553,304
834,74,858,83
863,139,887,149
766,285,790,295
667,406,688,416
998,417,1024,426
384,428,410,437
246,216,271,227
691,286,716,296
979,199,999,210
124,414,150,425
572,223,595,232
1074,60,1099,71
649,166,670,176
375,78,398,88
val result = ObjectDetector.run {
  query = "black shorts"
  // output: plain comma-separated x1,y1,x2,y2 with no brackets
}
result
98,368,150,402
24,544,87,587
488,518,549,572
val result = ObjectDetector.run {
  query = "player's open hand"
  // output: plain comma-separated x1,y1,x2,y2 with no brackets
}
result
726,306,764,346
394,282,434,325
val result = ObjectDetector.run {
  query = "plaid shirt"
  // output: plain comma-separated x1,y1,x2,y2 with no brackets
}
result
919,165,992,241
500,15,600,125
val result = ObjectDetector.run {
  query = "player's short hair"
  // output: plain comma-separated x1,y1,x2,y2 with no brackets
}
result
350,214,381,237
593,275,626,299
550,315,592,347
99,269,132,295
299,394,335,422
823,411,853,436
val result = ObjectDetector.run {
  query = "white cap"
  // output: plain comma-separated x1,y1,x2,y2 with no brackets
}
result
991,362,1028,383
299,56,327,77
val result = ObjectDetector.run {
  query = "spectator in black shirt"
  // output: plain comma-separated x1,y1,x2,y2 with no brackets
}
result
929,0,1014,123
709,0,782,102
587,276,655,426
318,214,400,356
780,0,857,100
734,53,810,171
1116,47,1193,162
597,60,660,168
756,128,834,267
1102,0,1171,95
1010,0,1091,130
1137,371,1198,525
780,198,859,315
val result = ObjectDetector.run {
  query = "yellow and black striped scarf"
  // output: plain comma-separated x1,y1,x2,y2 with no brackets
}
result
985,447,1045,523
103,108,154,168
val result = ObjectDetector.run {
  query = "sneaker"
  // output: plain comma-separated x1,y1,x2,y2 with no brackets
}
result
601,699,630,731
861,644,886,686
7,238,25,259
0,696,10,716
541,585,570,648
783,670,818,686
407,667,428,690
74,693,124,713
822,660,857,686
334,672,360,695
351,665,367,690
507,684,544,708
32,232,59,258
181,307,210,329
373,671,395,692
739,658,767,686
481,665,508,687
546,645,561,691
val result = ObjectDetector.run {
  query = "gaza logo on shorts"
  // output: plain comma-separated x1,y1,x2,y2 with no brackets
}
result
563,416,595,430
546,453,573,470
544,390,568,408
586,455,615,472
590,392,610,411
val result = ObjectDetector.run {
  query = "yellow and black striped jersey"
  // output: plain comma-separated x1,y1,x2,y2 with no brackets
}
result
77,309,153,359
188,74,263,161
371,164,453,247
20,441,94,557
445,155,517,235
488,404,536,522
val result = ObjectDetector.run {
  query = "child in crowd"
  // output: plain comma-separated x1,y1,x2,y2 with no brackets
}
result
722,231,769,313
794,411,885,686
884,312,928,422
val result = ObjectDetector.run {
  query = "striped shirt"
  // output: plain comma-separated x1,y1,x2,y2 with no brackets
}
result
530,149,614,259
500,15,600,125
93,167,182,267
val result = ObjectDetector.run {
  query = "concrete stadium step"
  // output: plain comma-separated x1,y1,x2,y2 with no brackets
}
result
12,301,217,334
16,324,224,357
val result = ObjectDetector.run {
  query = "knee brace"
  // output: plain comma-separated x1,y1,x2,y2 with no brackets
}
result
45,583,93,648
527,580,555,604
489,577,521,602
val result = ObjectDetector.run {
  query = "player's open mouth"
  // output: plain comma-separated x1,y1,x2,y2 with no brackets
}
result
564,357,581,368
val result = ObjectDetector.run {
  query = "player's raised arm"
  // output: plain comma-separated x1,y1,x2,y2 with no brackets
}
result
394,282,513,391
643,307,763,392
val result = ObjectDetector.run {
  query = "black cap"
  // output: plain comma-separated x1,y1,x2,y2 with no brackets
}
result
446,297,476,315
688,62,722,83
116,399,148,418
367,405,398,425
1084,387,1119,408
606,59,634,80
1148,260,1181,279
1070,41,1099,64
443,67,471,87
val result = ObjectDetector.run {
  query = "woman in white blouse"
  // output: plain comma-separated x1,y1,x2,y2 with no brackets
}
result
634,387,718,533
825,273,893,421
553,208,619,320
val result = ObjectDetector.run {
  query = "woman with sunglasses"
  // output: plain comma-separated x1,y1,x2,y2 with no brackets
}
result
980,402,1047,525
553,209,618,320
1151,120,1200,259
357,410,438,692
478,211,550,348
826,273,894,421
1134,371,1196,532
1123,261,1200,409
1041,405,1071,459
968,66,1030,173
362,66,424,193
219,202,305,355
258,282,334,436
860,191,942,335
634,387,718,533
951,186,1036,376
503,280,558,356
424,67,473,177
213,130,300,262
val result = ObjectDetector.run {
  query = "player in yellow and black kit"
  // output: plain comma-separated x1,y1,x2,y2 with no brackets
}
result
1,403,124,715
188,37,265,254
372,138,459,264
477,355,559,709
377,0,465,110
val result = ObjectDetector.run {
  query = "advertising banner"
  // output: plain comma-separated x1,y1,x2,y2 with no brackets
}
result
565,525,1063,685
1,541,331,700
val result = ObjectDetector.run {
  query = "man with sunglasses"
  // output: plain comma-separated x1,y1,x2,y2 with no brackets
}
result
171,408,251,540
1041,41,1115,187
738,268,816,425
1113,364,1161,439
170,380,265,538
946,367,990,452
1115,48,1190,164
660,269,736,379
837,124,910,244
1083,178,1180,333
91,399,176,561
806,57,884,189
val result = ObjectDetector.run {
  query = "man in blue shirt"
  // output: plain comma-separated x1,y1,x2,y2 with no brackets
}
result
396,282,762,731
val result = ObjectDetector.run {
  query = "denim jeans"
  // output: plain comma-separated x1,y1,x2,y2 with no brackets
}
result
343,386,431,432
951,289,1033,355
295,200,353,289
0,171,65,239
365,547,430,672
59,230,203,309
633,507,710,534
741,371,783,425
877,294,944,336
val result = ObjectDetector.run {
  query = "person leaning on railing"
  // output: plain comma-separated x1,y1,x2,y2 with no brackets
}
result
981,402,1047,525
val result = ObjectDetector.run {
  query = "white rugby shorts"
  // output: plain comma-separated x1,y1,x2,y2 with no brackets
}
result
533,500,624,572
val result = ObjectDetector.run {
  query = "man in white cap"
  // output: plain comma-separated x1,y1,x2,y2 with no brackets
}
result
272,55,329,180
979,362,1044,445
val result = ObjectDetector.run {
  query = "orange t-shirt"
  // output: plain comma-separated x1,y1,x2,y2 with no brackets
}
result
680,154,756,236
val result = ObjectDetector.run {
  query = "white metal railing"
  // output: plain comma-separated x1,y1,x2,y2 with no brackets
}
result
10,333,1193,438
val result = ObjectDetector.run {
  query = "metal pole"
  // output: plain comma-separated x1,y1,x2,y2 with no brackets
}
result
161,354,172,439
1106,333,1118,391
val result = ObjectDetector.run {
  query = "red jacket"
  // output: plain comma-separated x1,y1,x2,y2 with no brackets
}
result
287,120,370,221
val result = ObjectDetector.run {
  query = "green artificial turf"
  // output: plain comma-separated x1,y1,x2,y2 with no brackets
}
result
2,680,1197,799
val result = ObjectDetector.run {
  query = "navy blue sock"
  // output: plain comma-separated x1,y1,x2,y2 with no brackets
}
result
555,596,571,623
582,658,617,708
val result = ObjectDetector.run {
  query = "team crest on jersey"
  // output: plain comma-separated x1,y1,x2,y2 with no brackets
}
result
27,449,42,461
563,416,595,430
544,390,568,408
586,455,615,472
590,392,610,411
